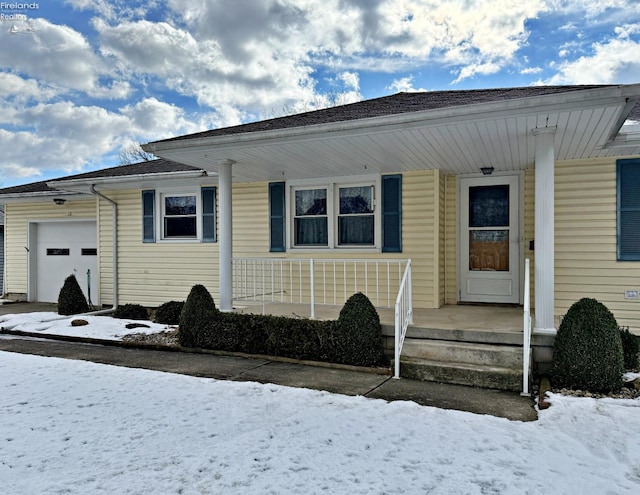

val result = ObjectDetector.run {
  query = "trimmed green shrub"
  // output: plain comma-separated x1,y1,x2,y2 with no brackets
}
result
155,301,184,325
113,304,149,321
178,284,218,348
177,287,387,368
197,311,337,361
620,327,640,370
551,298,624,393
335,292,387,367
58,274,89,316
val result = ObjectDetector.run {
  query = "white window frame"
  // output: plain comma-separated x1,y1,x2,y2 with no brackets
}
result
287,175,381,251
157,188,202,242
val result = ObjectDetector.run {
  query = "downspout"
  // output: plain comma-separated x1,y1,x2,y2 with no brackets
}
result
84,184,118,315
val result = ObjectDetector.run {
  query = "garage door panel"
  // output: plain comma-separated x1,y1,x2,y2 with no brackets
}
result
36,221,97,304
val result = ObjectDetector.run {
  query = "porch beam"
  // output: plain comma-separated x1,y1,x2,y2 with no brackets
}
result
533,127,557,334
219,160,234,312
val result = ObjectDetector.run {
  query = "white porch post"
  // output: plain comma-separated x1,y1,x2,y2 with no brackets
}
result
533,127,557,334
219,160,233,312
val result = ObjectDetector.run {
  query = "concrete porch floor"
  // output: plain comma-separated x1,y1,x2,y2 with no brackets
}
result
233,301,525,334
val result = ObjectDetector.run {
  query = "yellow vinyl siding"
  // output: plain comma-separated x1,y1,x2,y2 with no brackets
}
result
401,170,439,309
438,172,446,306
233,182,271,257
555,157,640,331
523,167,535,309
444,175,457,304
231,172,441,310
4,200,96,297
97,189,219,307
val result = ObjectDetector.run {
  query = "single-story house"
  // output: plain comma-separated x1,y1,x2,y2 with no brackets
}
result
1,84,640,388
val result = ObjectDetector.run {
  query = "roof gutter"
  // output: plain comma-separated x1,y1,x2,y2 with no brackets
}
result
49,169,209,192
82,184,118,316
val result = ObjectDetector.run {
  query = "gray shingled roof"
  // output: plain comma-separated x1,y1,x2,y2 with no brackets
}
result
0,159,202,196
153,85,634,143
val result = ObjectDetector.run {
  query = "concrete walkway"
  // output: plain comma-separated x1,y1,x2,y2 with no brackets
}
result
0,302,537,422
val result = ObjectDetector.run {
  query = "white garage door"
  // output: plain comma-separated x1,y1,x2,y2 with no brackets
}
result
36,221,98,303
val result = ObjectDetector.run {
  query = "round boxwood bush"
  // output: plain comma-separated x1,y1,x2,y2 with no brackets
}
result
335,292,387,367
620,327,640,370
550,298,624,393
113,303,149,321
179,284,218,348
155,301,184,325
58,274,89,316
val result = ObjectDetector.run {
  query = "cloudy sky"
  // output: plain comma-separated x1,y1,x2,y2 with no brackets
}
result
0,0,639,188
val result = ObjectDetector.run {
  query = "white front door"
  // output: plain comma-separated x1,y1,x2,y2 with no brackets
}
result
459,175,520,304
35,221,98,303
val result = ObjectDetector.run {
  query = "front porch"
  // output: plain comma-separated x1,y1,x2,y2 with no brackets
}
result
232,301,555,392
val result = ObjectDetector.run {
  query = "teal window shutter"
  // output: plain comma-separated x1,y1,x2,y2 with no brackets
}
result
202,187,217,243
382,174,402,252
142,190,155,243
269,182,286,252
617,159,640,260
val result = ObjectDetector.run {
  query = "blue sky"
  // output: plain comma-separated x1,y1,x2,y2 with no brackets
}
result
0,0,639,187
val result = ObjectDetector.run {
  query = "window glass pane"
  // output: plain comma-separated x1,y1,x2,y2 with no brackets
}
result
469,230,509,271
339,186,373,214
339,216,374,245
295,189,326,216
469,185,509,227
295,217,328,245
165,217,196,237
165,196,196,216
47,248,69,256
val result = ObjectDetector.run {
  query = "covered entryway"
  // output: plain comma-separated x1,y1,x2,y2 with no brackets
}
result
459,175,520,304
31,221,98,303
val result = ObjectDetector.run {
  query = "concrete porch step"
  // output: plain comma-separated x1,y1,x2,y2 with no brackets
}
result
401,338,523,369
399,357,523,392
382,324,523,345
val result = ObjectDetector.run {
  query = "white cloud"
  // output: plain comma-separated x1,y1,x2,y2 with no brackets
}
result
119,97,202,139
520,67,543,75
106,0,550,100
452,62,501,84
387,76,427,93
544,23,640,84
0,18,127,99
0,72,57,102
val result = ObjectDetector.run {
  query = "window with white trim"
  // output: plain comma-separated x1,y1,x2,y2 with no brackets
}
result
289,178,378,249
142,187,216,243
162,193,197,239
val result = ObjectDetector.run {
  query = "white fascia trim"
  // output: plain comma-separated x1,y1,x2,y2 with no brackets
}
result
0,192,91,203
145,86,638,155
49,169,210,192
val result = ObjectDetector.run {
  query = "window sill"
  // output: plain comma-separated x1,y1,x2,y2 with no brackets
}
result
287,246,381,254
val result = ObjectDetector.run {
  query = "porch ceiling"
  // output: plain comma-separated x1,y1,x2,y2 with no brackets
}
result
146,88,640,182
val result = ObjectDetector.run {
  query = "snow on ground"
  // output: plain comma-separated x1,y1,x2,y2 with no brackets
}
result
1,312,640,493
0,355,639,493
0,312,170,340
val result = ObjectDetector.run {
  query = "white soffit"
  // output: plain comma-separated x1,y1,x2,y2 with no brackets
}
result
150,93,639,182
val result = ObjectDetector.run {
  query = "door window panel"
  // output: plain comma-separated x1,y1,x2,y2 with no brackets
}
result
469,185,509,227
469,230,509,271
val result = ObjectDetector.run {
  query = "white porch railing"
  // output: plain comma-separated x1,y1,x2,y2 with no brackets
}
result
394,259,413,378
522,258,532,396
232,257,413,375
232,258,410,315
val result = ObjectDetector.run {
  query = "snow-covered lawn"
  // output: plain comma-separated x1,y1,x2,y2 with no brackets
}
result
0,311,170,340
1,311,640,493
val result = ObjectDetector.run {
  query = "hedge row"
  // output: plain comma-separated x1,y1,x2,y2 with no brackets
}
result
178,285,388,368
